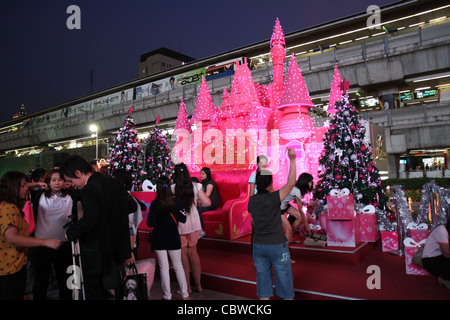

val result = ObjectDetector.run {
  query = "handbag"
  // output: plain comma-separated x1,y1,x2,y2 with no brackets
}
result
135,258,156,298
22,199,35,234
412,246,424,267
303,233,327,247
120,264,148,300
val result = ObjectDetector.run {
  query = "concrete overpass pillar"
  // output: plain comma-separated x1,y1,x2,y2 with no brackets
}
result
384,126,406,179
377,87,399,110
387,153,400,179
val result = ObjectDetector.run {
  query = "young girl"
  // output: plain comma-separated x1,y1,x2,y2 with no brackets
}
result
0,171,61,300
172,163,211,293
249,155,268,196
280,173,314,243
197,167,219,237
30,169,74,300
147,176,189,300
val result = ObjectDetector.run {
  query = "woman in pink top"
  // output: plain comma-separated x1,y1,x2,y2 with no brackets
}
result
422,221,450,289
172,163,211,294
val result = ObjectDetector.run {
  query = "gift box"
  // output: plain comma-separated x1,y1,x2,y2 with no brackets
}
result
327,219,356,247
403,237,430,276
355,205,380,242
381,231,398,252
327,188,355,220
319,213,328,231
135,258,156,298
407,222,429,243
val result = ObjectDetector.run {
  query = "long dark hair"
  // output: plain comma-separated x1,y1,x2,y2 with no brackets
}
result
0,171,29,210
44,169,69,198
296,173,314,196
201,167,212,190
155,176,174,212
256,155,268,172
172,163,194,213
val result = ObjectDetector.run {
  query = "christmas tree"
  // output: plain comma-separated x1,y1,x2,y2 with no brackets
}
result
327,64,342,117
314,80,388,210
138,122,174,190
109,108,141,190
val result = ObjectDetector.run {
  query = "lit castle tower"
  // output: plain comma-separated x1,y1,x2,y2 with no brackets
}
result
269,18,286,113
174,18,328,187
273,53,315,188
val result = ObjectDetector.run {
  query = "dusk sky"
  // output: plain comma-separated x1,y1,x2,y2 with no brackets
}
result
0,0,395,124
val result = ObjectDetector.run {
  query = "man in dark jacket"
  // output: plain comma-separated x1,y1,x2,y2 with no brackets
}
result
60,155,134,300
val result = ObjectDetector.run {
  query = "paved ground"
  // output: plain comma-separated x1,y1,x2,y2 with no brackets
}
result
31,277,250,300
148,277,250,300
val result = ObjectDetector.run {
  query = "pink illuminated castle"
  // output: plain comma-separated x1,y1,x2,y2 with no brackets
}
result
173,18,341,189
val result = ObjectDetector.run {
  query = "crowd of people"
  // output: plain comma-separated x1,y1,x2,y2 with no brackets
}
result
1,151,449,301
0,156,217,300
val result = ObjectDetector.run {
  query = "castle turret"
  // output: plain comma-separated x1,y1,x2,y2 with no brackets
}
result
269,18,286,111
278,54,314,141
174,98,192,133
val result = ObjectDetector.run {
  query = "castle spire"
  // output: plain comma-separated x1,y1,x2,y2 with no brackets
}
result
279,54,314,109
174,98,192,133
270,17,285,48
228,61,262,116
191,76,215,123
269,18,286,110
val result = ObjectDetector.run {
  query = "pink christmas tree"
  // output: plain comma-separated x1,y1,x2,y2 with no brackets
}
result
327,64,342,116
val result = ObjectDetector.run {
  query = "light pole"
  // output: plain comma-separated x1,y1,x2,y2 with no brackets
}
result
89,124,98,159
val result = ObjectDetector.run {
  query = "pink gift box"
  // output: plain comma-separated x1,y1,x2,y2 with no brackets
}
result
410,229,429,242
403,237,430,276
355,212,379,242
381,231,398,252
319,214,327,231
327,219,356,247
327,194,355,220
407,223,429,243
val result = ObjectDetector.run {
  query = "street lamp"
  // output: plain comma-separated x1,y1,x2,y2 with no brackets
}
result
89,124,98,159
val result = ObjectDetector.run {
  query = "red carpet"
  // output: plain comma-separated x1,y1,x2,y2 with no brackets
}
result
138,232,450,300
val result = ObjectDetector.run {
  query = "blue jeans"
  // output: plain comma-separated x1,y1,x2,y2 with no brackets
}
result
252,242,294,299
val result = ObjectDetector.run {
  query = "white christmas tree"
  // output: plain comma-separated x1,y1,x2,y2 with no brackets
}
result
109,108,141,190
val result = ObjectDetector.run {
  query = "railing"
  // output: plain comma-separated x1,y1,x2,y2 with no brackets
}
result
1,21,449,148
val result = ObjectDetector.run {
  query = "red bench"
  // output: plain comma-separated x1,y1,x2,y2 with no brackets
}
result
192,169,253,240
